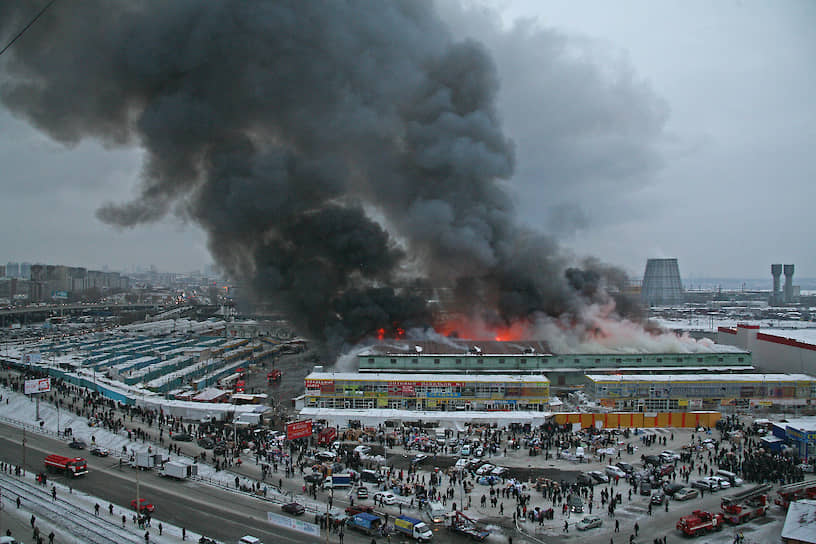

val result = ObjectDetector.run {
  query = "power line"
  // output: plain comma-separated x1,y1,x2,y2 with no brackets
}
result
0,0,58,58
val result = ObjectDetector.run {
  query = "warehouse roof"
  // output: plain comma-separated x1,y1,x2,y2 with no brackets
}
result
305,371,549,383
358,340,551,356
585,373,815,383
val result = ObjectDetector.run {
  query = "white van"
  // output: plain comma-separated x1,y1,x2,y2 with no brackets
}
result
239,536,262,544
424,500,447,523
716,469,743,487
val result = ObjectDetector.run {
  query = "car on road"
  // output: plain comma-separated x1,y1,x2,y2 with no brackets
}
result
356,486,369,499
172,433,193,442
0,537,21,544
374,492,397,505
68,439,87,449
474,446,485,457
281,502,305,515
710,476,731,489
90,446,110,457
673,488,699,501
197,437,215,449
568,496,584,513
576,516,602,531
491,466,508,477
643,455,662,466
605,465,626,479
477,475,500,486
589,471,609,484
131,498,155,514
639,482,652,496
412,454,429,465
460,445,471,456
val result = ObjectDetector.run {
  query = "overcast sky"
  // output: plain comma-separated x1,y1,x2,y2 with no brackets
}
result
0,0,813,280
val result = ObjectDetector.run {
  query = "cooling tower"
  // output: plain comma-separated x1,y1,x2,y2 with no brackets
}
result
641,258,684,306
784,264,794,303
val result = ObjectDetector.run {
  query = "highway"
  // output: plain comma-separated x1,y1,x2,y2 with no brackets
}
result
0,421,340,544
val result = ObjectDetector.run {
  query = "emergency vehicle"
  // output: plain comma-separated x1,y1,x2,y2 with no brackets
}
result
720,484,772,524
44,454,88,477
676,510,724,536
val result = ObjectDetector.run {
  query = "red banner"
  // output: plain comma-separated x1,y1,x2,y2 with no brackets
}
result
286,420,313,440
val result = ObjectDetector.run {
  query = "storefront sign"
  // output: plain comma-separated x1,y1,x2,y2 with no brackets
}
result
286,420,313,440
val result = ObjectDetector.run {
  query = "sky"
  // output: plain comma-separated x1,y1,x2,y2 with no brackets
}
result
0,0,814,280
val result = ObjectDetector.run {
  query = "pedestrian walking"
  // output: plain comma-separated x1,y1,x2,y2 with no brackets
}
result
182,527,186,540
564,520,569,532
122,515,126,528
30,514,36,528
615,519,620,532
158,523,162,535
51,486,56,501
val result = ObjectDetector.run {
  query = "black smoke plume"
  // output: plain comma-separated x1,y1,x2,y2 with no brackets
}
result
0,1,662,352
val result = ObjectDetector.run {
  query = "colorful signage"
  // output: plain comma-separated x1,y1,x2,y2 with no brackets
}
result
24,378,51,395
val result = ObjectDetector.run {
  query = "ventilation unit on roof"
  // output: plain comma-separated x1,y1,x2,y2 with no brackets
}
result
415,345,423,353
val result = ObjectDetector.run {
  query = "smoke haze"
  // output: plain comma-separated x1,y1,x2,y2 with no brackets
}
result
0,1,669,353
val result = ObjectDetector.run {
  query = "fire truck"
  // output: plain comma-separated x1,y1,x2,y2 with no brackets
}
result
44,454,88,477
774,479,816,509
720,484,772,524
267,370,282,384
676,510,725,537
317,427,337,446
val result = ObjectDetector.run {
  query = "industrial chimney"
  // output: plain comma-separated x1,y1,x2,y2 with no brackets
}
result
771,264,782,305
783,264,795,303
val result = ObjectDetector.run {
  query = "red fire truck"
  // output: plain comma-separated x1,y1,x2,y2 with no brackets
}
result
267,370,282,384
317,427,337,446
676,510,725,536
720,484,772,524
775,479,816,509
44,454,88,477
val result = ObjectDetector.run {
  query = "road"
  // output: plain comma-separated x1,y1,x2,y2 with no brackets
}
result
0,421,349,544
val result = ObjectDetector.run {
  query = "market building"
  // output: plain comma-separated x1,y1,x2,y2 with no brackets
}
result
299,368,550,412
584,373,816,412
358,340,752,388
771,417,816,462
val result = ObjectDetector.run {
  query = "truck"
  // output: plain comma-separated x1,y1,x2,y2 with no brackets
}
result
132,452,166,470
720,484,772,524
676,510,725,536
160,461,198,480
346,512,384,536
267,370,282,383
775,479,816,509
448,511,490,541
317,427,337,446
323,473,352,489
395,516,433,541
44,454,88,477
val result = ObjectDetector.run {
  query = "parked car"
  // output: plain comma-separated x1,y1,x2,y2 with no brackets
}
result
490,466,509,477
643,455,662,466
172,433,192,442
639,482,652,496
356,486,369,499
197,437,215,449
673,488,699,501
90,446,110,457
281,502,305,515
691,479,718,492
576,516,603,531
615,462,634,474
68,439,87,449
710,476,731,489
660,450,680,462
651,491,666,505
568,496,584,513
460,445,471,456
475,464,496,476
576,473,594,487
131,499,155,514
315,451,337,461
477,475,500,486
304,473,323,485
589,471,609,484
605,465,626,479
662,482,686,497
411,454,429,465
353,445,371,456
373,492,397,505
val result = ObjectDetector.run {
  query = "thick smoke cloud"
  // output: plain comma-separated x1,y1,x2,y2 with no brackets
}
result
0,1,666,353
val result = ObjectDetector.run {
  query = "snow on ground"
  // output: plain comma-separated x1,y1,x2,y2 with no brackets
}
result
0,384,293,544
654,317,816,333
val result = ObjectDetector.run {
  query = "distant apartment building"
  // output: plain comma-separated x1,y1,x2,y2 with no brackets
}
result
5,262,19,278
28,263,129,301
